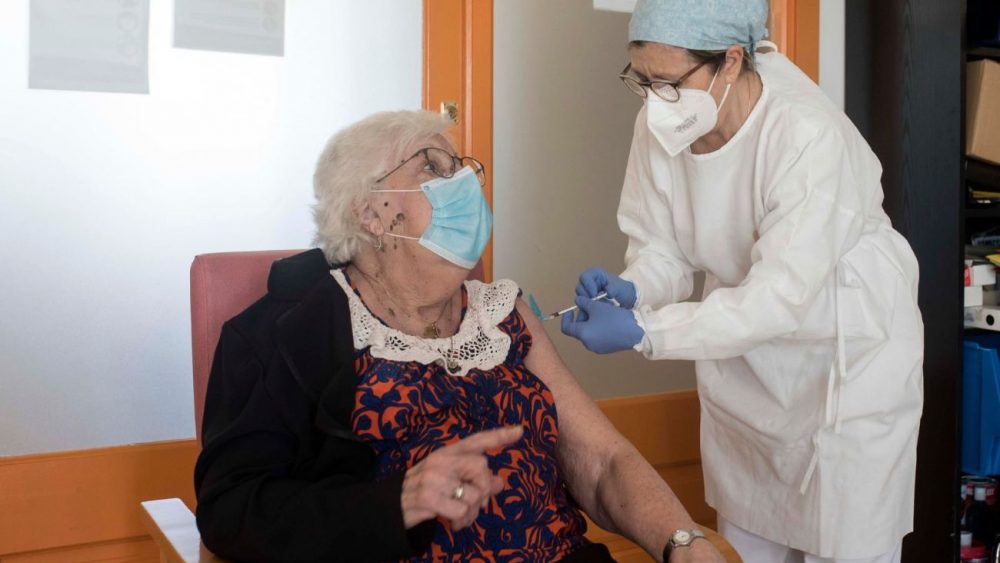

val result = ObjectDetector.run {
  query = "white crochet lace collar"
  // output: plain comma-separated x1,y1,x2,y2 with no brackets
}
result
330,268,519,377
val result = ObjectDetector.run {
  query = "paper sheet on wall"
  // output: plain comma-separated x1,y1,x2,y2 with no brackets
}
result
29,0,150,94
174,0,285,56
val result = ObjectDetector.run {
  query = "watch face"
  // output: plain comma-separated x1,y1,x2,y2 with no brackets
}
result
673,530,692,544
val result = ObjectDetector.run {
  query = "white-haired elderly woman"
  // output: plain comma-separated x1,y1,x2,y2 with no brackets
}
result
194,110,726,563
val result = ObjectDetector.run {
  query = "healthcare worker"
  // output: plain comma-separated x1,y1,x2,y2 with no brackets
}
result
561,1,924,562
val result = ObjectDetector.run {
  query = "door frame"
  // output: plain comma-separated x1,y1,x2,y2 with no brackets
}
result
770,0,820,82
423,0,494,281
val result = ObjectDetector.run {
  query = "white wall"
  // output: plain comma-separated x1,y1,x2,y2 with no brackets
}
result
0,1,422,456
819,0,846,109
494,0,697,400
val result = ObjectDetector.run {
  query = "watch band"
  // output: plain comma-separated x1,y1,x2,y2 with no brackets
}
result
661,529,706,561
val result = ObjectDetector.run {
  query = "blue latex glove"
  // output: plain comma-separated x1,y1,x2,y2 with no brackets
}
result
561,295,644,354
576,268,637,309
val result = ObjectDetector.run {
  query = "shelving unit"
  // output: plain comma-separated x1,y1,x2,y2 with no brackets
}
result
961,22,1000,561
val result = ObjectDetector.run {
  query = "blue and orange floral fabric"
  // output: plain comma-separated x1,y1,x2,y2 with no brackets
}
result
343,271,590,562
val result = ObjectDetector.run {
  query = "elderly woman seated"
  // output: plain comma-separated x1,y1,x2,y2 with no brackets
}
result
194,110,725,563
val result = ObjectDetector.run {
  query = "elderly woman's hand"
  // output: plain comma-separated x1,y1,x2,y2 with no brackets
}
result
401,425,523,531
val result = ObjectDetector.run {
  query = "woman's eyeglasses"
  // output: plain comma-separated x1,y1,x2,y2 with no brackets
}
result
618,56,723,102
375,147,486,187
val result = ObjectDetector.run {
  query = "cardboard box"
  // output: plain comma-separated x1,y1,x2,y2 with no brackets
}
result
968,59,1000,166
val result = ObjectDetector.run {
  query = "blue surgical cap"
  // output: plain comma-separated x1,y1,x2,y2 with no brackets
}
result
629,0,769,52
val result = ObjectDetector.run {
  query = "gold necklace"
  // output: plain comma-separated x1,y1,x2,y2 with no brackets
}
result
421,298,452,339
351,266,453,338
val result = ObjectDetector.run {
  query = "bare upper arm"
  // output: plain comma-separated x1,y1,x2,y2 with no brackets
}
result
513,299,631,479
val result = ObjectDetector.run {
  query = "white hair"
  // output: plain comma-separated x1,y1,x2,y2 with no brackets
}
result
312,110,453,264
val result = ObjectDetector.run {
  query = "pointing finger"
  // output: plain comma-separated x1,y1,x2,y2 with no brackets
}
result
448,426,523,454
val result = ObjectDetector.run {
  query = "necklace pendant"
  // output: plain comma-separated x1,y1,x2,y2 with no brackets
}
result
446,359,461,374
423,323,440,339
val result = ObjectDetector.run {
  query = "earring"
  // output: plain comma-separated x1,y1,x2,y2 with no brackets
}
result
374,236,384,251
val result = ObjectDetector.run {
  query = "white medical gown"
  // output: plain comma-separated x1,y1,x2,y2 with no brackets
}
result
618,51,924,559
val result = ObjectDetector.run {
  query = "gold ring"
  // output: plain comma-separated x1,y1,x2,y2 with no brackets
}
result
452,484,465,501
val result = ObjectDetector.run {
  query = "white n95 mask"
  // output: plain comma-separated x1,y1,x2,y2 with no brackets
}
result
645,67,732,157
373,166,492,269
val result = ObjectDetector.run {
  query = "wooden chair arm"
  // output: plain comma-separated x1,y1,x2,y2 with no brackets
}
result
140,498,227,563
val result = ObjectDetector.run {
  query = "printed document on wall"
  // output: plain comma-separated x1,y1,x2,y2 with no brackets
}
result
29,0,150,94
175,0,285,57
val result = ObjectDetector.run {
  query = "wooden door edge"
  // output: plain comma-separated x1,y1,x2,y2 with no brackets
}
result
423,0,494,281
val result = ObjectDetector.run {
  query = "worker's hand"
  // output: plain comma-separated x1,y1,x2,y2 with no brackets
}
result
576,268,637,309
561,296,644,354
668,539,727,563
401,426,522,531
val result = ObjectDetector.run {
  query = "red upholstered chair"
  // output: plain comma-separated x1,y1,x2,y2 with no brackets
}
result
189,250,302,442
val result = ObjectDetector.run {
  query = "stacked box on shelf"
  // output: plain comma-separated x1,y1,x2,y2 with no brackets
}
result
968,59,1000,167
965,266,996,307
962,333,1000,475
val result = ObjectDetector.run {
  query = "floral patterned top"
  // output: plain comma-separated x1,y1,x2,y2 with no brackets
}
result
335,269,591,562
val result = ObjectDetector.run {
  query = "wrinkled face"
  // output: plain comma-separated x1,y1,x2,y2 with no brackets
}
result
368,133,452,261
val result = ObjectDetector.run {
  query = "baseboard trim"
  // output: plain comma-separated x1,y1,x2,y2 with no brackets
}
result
1,535,158,563
0,439,199,558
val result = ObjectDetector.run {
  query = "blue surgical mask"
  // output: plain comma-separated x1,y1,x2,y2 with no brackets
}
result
372,166,492,269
